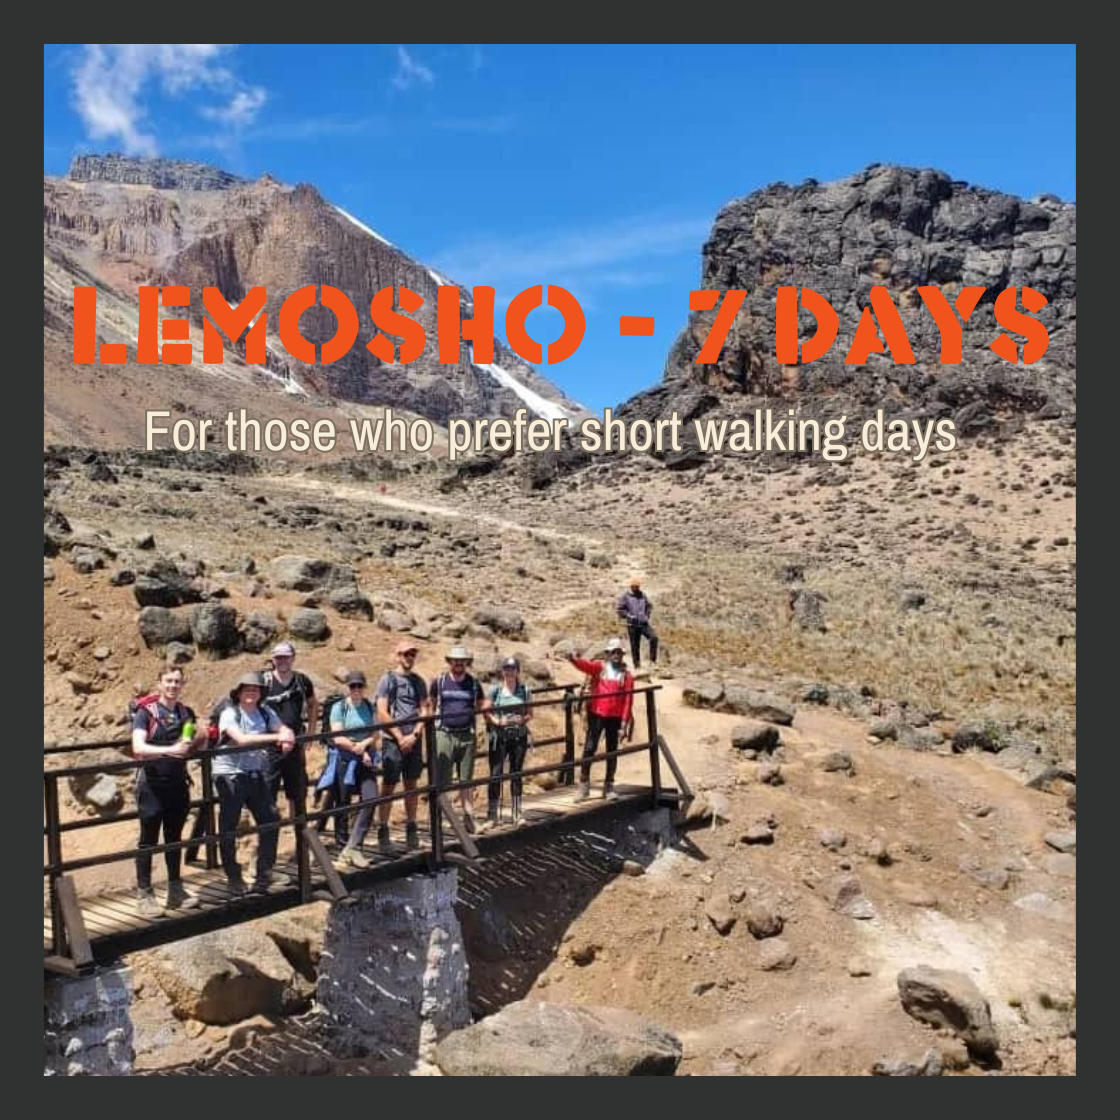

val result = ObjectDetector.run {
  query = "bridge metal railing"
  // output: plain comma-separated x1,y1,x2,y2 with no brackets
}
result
43,681,690,973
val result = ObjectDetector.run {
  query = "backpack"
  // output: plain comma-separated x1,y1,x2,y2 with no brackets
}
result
128,693,180,741
319,692,346,737
206,696,235,746
261,668,310,725
433,672,481,726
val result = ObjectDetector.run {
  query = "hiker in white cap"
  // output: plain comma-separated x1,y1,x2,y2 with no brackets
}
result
566,638,635,801
430,646,488,832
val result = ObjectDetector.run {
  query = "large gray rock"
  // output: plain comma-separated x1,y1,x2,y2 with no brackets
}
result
471,608,525,638
328,585,374,621
242,611,281,654
897,965,999,1061
288,608,331,642
146,926,313,1025
824,875,877,919
190,603,241,659
719,687,795,725
137,606,192,649
731,721,780,752
435,1001,682,1076
268,555,356,592
682,681,724,709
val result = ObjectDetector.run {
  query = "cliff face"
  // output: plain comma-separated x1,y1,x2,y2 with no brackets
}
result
44,156,584,433
621,165,1075,430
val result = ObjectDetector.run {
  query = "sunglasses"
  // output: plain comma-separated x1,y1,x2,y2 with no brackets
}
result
348,682,366,689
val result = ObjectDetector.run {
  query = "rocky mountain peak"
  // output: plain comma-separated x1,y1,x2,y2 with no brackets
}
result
67,153,244,192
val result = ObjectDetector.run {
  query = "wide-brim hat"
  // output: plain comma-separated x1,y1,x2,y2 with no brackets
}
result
230,670,266,703
446,645,473,663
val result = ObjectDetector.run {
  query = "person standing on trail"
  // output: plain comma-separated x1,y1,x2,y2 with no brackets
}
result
213,672,296,896
617,578,659,671
374,642,431,853
262,642,319,818
128,663,208,918
567,638,635,802
431,646,488,832
481,657,533,830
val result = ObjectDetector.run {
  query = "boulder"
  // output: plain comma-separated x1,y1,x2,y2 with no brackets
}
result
190,603,242,659
434,1001,682,1076
288,608,331,642
268,555,356,592
137,606,192,650
470,608,525,638
756,938,797,971
719,687,795,725
731,721,780,752
146,927,314,1026
897,965,999,1061
825,875,876,919
328,585,374,621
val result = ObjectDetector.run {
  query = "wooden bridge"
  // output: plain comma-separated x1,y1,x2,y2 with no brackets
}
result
44,684,690,972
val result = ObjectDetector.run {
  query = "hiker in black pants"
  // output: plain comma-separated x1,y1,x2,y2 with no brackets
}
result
128,663,208,918
617,578,659,671
481,658,533,830
262,641,319,816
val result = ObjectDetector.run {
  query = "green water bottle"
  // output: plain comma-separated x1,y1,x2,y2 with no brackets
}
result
181,719,196,741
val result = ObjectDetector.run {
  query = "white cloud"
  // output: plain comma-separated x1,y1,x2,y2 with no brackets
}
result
200,86,267,128
69,44,265,155
436,215,710,289
391,46,435,91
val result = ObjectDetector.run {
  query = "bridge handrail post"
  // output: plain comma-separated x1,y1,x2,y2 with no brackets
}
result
562,686,576,786
645,688,662,808
199,753,218,870
44,772,65,955
293,743,311,902
424,719,443,866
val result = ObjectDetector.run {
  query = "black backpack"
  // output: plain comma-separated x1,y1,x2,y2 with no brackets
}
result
206,696,235,746
319,693,347,737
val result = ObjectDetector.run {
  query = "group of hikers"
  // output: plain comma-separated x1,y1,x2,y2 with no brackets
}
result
125,579,660,919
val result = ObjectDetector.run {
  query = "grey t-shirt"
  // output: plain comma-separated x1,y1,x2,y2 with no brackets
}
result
214,704,280,776
375,670,429,748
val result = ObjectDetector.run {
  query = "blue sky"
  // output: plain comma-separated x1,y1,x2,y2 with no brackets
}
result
44,44,1076,411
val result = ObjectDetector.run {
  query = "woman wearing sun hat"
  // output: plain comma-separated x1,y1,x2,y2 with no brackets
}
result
430,646,488,832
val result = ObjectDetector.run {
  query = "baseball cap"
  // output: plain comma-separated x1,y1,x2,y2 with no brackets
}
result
395,640,419,655
501,657,520,671
345,670,367,687
605,637,626,653
272,641,296,658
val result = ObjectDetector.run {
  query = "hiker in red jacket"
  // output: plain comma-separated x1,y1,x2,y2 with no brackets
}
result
567,638,634,802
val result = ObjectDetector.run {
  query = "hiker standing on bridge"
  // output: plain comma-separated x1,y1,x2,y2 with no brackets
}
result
375,642,431,853
617,578,659,672
481,657,533,830
331,671,380,870
262,642,319,821
567,638,635,802
214,672,296,896
431,646,488,833
129,663,208,918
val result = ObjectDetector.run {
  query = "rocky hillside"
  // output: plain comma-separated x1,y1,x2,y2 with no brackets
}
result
44,155,585,445
621,165,1075,435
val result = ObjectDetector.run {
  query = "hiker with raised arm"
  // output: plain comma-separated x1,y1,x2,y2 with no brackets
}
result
213,671,296,896
617,577,659,672
128,663,208,918
481,657,534,830
567,638,635,802
431,646,488,833
374,641,431,853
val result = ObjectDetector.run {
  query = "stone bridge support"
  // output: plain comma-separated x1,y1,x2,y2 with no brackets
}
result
44,962,134,1076
316,868,469,1065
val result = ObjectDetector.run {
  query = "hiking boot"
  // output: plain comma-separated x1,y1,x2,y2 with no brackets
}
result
574,782,591,803
377,825,393,855
135,888,165,920
338,847,371,870
603,784,619,801
165,881,200,911
257,869,290,888
406,822,421,850
226,875,248,899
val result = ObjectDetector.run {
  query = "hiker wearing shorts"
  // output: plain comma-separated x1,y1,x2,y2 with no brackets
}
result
431,646,488,832
617,577,659,671
213,671,296,896
481,657,533,830
128,663,208,918
567,638,635,801
374,642,431,853
331,670,381,870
